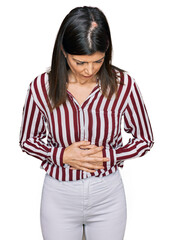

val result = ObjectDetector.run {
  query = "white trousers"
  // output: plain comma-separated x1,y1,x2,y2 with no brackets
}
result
40,169,127,240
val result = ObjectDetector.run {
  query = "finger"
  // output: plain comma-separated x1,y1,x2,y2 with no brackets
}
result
81,156,109,162
70,163,105,172
80,144,97,149
75,141,90,147
82,146,104,156
80,145,97,150
92,161,104,166
82,162,105,170
80,167,97,173
73,161,104,171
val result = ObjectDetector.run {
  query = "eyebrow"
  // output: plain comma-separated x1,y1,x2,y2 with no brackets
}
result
72,56,105,63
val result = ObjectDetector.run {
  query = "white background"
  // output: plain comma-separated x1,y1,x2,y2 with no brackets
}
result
0,0,173,239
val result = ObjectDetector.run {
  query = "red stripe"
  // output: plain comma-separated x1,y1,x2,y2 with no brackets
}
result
116,140,148,160
126,104,137,137
41,73,52,115
69,169,73,181
59,148,65,167
95,95,104,144
44,162,49,171
24,139,50,154
116,140,142,153
77,109,81,140
22,144,47,159
34,112,42,136
33,76,46,114
87,91,100,141
23,149,44,161
110,73,124,112
50,164,55,177
137,144,149,155
108,74,124,143
52,147,57,164
23,140,48,154
55,166,59,179
119,75,132,113
124,113,133,133
134,83,151,140
76,170,80,180
130,92,144,137
115,75,132,138
63,103,71,145
41,160,47,167
110,148,115,167
68,97,79,141
102,98,110,145
62,167,66,181
32,138,50,152
50,110,56,142
81,84,100,109
56,107,65,147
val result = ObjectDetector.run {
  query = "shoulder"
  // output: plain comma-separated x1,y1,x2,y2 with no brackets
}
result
113,67,135,95
112,66,135,85
30,72,49,94
122,71,135,90
29,72,50,113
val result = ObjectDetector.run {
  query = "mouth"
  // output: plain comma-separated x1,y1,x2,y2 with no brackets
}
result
82,75,93,78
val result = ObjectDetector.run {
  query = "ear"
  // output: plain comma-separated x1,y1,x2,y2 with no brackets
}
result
61,45,67,58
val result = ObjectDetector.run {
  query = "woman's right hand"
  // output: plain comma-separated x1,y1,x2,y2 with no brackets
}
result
63,141,109,173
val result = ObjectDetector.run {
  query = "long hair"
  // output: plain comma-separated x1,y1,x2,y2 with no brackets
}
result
48,6,125,109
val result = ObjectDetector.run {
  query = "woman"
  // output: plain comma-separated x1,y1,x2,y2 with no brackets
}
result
19,6,154,240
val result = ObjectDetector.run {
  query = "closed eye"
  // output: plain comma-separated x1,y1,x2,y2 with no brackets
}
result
76,62,85,65
95,60,103,63
76,60,103,65
73,56,105,66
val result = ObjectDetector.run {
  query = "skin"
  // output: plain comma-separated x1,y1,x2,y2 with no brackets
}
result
65,51,105,84
62,50,110,172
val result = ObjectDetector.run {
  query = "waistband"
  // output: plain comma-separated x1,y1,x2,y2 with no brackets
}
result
44,168,120,187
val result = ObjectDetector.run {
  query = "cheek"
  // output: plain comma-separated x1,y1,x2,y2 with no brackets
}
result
74,66,84,74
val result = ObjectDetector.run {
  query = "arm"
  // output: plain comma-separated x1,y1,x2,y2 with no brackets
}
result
116,80,154,167
102,79,154,168
19,84,66,167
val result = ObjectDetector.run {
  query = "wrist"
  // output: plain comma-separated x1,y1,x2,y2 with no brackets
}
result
63,148,67,164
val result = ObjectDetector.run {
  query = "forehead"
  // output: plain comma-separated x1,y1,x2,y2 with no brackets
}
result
70,51,105,62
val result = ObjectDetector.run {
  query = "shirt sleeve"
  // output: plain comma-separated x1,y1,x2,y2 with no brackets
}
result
116,80,154,167
19,84,66,168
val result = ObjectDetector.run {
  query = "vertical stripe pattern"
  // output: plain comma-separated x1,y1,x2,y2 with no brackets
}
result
19,71,154,181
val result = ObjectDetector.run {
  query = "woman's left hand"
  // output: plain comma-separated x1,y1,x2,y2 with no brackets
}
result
69,144,104,170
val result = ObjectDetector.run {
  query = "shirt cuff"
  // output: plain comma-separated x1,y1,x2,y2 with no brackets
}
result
102,147,117,168
50,147,68,167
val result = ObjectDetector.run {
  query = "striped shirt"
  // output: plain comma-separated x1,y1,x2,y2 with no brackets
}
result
19,70,154,181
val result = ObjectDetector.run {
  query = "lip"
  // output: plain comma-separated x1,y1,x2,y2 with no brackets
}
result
82,75,93,78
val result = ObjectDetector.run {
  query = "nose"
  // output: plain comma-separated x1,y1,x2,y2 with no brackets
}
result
84,63,94,75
